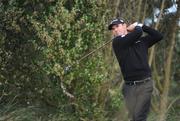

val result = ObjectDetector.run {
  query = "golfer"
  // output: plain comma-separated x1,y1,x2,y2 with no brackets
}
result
108,18,163,121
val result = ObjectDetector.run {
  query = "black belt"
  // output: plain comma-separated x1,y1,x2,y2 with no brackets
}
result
125,77,151,86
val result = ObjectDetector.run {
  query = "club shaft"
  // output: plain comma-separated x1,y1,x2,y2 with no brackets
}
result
78,39,112,62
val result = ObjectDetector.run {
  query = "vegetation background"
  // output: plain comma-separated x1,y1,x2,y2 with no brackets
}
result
0,0,179,121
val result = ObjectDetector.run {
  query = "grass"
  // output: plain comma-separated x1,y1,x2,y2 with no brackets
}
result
0,103,179,121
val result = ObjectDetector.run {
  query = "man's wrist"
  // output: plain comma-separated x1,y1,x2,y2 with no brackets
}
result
132,22,138,27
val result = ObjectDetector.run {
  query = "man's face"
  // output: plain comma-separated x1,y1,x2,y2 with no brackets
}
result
111,23,127,37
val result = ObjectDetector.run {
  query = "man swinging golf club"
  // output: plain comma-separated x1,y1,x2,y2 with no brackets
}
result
108,18,163,121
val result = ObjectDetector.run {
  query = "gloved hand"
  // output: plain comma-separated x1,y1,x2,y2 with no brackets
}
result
127,22,143,32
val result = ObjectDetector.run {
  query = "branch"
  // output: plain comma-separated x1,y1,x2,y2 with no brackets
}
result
148,0,165,66
167,96,180,112
59,75,75,99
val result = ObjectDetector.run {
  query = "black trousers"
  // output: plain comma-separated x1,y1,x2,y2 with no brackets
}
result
122,79,153,121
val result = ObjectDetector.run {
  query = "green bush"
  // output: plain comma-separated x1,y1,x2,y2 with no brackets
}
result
0,0,112,120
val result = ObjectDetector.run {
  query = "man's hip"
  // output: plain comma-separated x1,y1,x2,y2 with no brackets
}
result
122,78,153,121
